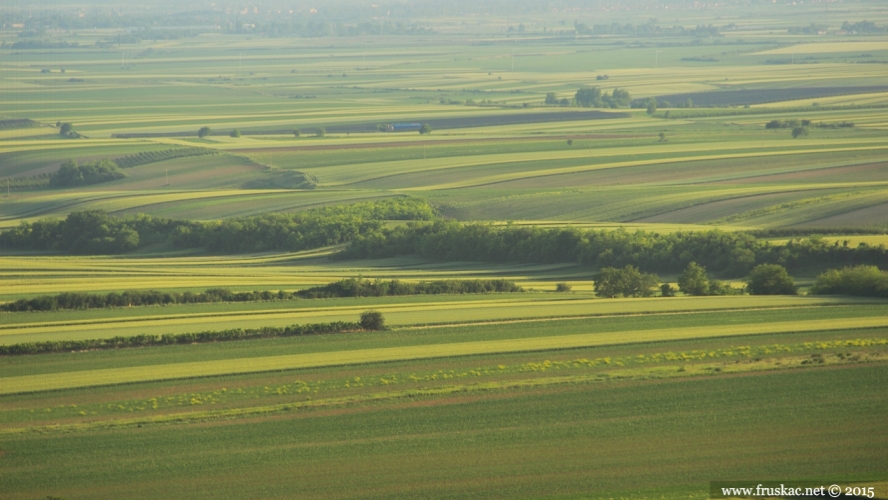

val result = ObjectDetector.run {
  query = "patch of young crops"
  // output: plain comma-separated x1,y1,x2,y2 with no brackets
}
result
112,147,217,168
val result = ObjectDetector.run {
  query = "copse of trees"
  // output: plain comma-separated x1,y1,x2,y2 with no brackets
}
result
49,159,126,188
574,86,631,108
677,262,736,296
593,265,660,298
746,264,797,295
809,265,888,298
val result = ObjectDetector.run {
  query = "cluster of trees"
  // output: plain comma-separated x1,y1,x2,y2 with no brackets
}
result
0,320,368,356
574,87,632,108
49,159,126,188
336,221,888,276
810,265,888,298
841,20,886,34
676,262,736,296
0,199,436,255
593,266,659,298
592,263,795,298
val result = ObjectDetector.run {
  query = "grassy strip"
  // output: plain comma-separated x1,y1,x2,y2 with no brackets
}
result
4,316,888,395
0,321,361,357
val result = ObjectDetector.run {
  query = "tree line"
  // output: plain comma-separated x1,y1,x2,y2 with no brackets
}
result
0,198,434,255
335,221,888,276
2,278,523,313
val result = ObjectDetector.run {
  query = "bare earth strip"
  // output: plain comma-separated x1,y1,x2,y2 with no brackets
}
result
4,316,887,395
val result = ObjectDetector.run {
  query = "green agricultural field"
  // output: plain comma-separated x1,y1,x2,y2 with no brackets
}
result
3,1,888,498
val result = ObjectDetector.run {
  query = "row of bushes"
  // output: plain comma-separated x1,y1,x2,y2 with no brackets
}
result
113,147,215,168
1,278,524,313
0,320,365,356
0,288,287,312
297,277,523,299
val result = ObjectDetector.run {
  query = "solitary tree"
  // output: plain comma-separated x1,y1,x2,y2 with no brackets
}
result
658,132,667,142
555,282,572,292
678,262,710,296
566,139,573,146
746,264,797,295
293,129,301,137
315,127,325,137
419,123,432,135
198,126,211,138
545,92,558,105
59,123,74,136
360,310,385,330
230,129,241,138
646,99,658,115
791,127,808,138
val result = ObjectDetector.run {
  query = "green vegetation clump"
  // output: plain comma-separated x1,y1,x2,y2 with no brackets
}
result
678,262,737,296
360,310,385,330
746,264,797,295
809,265,888,298
574,86,631,108
49,159,126,188
593,265,660,298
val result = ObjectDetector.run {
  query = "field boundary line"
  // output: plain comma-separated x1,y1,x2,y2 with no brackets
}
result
3,316,888,395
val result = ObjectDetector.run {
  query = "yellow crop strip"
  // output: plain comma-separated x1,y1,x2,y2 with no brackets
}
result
4,316,888,395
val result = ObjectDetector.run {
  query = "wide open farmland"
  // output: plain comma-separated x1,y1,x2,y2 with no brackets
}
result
2,1,887,498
